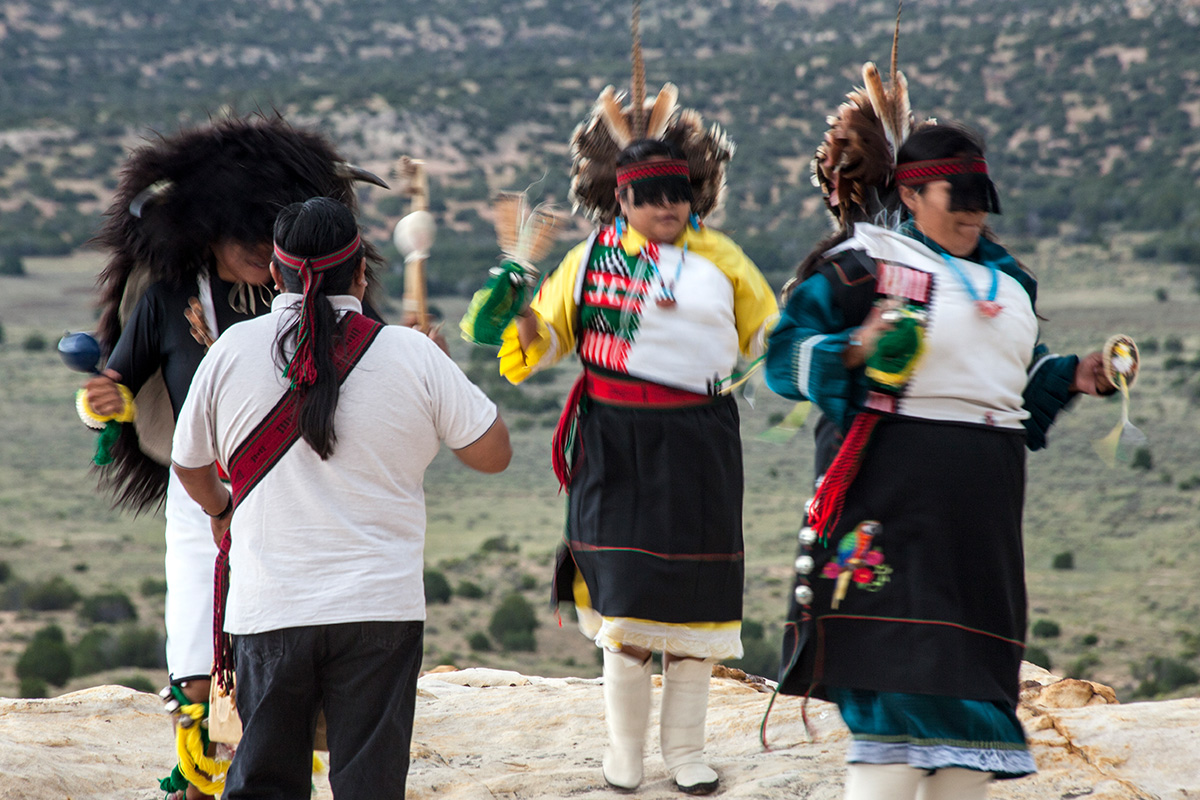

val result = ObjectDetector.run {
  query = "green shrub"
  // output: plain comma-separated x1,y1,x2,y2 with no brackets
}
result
1178,475,1200,491
479,535,518,554
467,631,492,651
113,674,156,693
139,577,168,597
1155,287,1170,303
741,619,766,641
112,625,165,669
0,561,11,583
1131,447,1153,471
1066,653,1100,680
79,591,138,624
73,628,116,676
726,637,779,679
22,331,47,351
1051,551,1075,570
519,574,538,591
1080,633,1099,647
1024,646,1052,670
1131,656,1200,698
424,569,452,604
19,677,47,698
0,250,24,276
1032,619,1061,639
17,625,73,687
489,593,538,652
72,562,89,573
1140,338,1159,354
455,580,485,599
1164,336,1184,353
24,575,81,611
498,629,536,651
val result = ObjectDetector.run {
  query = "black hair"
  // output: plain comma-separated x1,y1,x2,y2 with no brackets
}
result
616,138,695,209
272,197,363,460
896,122,1001,215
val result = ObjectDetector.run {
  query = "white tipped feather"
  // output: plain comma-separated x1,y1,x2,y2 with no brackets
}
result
598,86,633,149
645,83,678,139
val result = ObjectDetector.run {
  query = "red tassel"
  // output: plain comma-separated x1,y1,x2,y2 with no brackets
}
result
284,268,323,389
806,412,880,543
212,529,234,693
551,372,588,491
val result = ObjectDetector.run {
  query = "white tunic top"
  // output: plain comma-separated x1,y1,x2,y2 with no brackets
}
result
833,224,1040,429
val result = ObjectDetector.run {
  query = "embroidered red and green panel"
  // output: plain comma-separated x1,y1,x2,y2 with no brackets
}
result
580,235,654,372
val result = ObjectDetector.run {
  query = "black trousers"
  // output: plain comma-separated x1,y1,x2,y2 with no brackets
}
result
225,621,424,800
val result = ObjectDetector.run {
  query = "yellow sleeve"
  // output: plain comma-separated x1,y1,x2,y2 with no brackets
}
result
497,240,589,384
689,229,779,357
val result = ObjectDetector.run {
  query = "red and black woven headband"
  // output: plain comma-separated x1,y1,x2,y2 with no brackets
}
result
273,234,362,274
616,159,690,190
895,157,990,187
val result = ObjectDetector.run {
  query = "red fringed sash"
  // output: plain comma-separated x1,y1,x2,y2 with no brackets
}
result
805,411,881,544
550,373,588,492
550,371,714,492
212,312,382,693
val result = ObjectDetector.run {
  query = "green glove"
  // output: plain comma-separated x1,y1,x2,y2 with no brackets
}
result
459,261,537,346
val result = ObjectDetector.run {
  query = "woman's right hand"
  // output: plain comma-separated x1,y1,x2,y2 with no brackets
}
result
82,370,126,416
842,306,894,368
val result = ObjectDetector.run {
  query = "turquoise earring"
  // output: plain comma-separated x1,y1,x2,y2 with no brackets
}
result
689,212,701,230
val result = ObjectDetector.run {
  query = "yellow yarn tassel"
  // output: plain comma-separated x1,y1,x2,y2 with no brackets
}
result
174,703,230,796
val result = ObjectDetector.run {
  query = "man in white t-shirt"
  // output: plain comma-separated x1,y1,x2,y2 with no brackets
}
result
172,197,511,799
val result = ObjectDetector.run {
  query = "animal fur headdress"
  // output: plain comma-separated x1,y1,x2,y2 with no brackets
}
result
568,0,734,225
92,113,387,512
812,7,918,231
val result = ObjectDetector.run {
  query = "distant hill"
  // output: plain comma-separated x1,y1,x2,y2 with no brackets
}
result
1,0,1198,287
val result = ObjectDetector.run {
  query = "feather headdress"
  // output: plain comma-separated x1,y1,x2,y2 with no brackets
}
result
812,5,919,231
91,113,387,512
568,0,734,225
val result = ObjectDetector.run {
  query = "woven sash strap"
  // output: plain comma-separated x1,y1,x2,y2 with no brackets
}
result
212,312,383,692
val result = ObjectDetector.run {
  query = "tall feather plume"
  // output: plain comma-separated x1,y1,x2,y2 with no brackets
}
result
810,0,917,229
630,0,646,136
567,0,734,224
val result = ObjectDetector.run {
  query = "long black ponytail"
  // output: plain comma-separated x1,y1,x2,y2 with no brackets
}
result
272,197,362,460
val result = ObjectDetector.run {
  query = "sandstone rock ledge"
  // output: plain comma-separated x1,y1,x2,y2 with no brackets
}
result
0,666,1196,799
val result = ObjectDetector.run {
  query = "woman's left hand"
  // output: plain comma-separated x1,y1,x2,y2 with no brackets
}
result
1071,351,1117,396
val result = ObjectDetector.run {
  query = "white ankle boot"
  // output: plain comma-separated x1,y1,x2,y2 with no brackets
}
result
601,648,653,790
660,657,719,795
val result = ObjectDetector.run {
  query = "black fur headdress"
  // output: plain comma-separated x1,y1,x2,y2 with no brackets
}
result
92,113,386,512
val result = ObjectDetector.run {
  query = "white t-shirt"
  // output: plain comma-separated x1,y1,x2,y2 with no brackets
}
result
172,294,498,634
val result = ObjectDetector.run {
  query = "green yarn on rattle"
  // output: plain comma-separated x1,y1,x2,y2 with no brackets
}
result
865,310,926,393
459,260,537,347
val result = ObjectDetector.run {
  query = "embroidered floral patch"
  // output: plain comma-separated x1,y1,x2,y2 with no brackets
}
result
821,521,892,607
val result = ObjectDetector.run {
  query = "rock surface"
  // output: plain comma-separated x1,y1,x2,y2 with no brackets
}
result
0,668,1196,799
